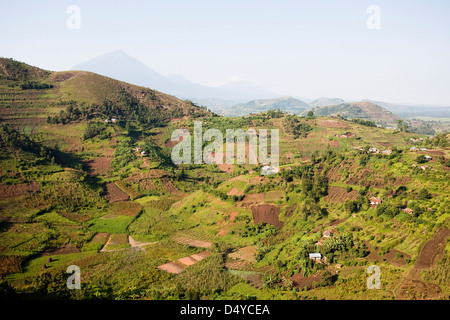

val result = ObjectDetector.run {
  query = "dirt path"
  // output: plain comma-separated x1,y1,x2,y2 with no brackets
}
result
395,227,450,300
128,235,156,252
100,235,156,252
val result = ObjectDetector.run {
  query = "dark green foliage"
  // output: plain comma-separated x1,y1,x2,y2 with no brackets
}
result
351,118,376,127
418,188,432,200
415,155,427,164
83,121,109,140
0,124,55,162
20,81,53,90
284,115,313,138
111,139,136,171
266,109,285,118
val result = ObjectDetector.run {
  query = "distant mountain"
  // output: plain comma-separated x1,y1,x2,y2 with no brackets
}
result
309,97,346,108
303,101,401,125
216,96,308,117
72,50,278,104
364,99,450,119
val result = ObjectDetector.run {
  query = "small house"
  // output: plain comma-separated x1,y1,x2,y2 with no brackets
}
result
382,149,392,155
309,253,322,262
424,156,432,161
140,151,146,155
369,147,378,154
136,147,143,152
421,165,429,171
410,147,419,152
370,197,382,206
322,230,334,238
402,208,413,215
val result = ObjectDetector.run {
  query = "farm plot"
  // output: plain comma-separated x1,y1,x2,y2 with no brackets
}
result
324,186,359,203
0,181,40,200
251,204,284,228
171,231,214,249
83,156,112,176
104,182,130,203
158,250,212,274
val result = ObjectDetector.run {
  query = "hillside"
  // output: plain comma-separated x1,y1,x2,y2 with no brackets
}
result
217,96,308,117
0,57,449,302
309,97,346,108
303,101,401,126
0,57,210,128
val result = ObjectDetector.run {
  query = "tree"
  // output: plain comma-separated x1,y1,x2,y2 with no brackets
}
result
307,110,315,118
418,188,432,200
415,155,427,164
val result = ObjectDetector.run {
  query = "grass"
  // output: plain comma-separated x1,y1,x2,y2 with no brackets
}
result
87,215,135,234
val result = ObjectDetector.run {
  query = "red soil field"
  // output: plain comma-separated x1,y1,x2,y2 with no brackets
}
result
0,181,40,200
104,182,130,203
161,178,181,195
84,156,112,176
227,188,244,196
42,244,80,256
251,204,284,228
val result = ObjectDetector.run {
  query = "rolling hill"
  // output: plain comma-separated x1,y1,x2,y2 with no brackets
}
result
216,96,308,117
0,57,210,127
303,101,401,126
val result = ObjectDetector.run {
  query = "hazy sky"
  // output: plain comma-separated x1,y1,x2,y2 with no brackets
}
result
1,0,450,105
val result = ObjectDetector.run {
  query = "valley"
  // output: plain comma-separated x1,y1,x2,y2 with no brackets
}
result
0,58,449,301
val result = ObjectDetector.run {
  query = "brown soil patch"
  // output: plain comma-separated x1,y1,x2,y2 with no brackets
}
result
104,182,130,203
324,187,359,203
42,244,80,256
109,201,142,217
415,227,450,269
84,157,112,176
239,193,265,206
318,119,351,128
228,246,257,262
218,163,234,173
161,178,181,195
396,279,441,300
159,251,212,274
395,227,450,300
216,229,229,237
290,272,322,289
227,188,244,196
249,176,268,184
165,135,184,148
229,211,238,221
329,140,340,148
158,261,186,274
171,234,213,249
0,182,40,200
225,259,249,270
251,204,284,228
178,256,197,266
0,255,23,275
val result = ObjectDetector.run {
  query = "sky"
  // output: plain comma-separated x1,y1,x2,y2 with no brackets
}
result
1,0,450,105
